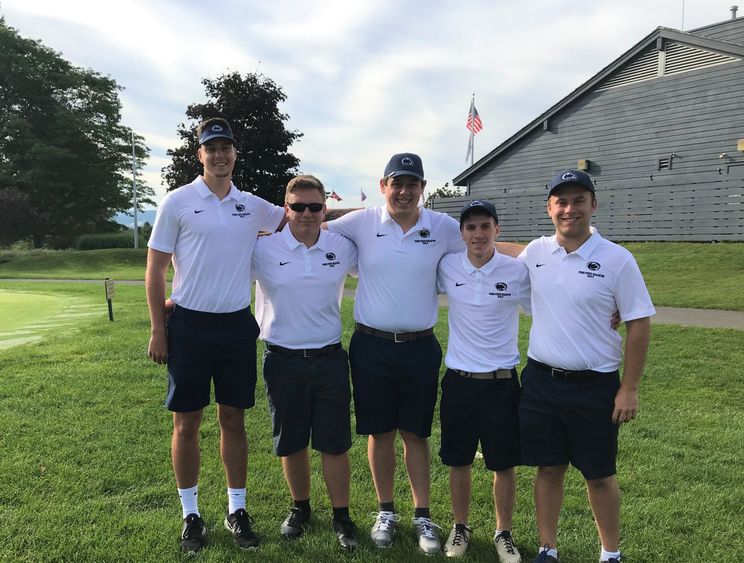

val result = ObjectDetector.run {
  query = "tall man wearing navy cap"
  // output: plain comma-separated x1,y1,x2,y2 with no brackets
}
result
324,153,465,555
437,200,530,562
146,118,286,554
252,174,359,552
514,170,655,563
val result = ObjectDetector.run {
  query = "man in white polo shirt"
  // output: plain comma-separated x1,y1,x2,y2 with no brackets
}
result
324,153,465,555
252,175,359,553
516,170,655,563
146,118,286,555
437,200,530,562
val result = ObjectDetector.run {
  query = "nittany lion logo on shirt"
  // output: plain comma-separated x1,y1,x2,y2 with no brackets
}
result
489,281,512,298
232,203,250,218
322,252,340,268
579,261,605,279
414,229,436,245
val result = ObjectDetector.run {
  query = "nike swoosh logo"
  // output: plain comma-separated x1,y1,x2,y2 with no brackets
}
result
376,233,387,237
536,263,545,268
455,282,466,287
279,262,290,266
194,210,205,214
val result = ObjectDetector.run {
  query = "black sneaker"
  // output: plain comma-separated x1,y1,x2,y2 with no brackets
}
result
281,506,310,539
332,516,358,553
224,508,259,550
180,513,207,555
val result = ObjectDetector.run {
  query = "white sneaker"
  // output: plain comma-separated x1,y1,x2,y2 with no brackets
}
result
443,523,471,557
494,530,522,563
370,511,399,548
412,516,442,556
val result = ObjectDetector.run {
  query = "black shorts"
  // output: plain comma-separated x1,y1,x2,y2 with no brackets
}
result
263,346,352,457
348,329,442,437
165,306,260,412
519,360,621,480
439,369,521,471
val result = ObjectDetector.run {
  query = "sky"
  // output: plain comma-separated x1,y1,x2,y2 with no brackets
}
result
1,0,738,209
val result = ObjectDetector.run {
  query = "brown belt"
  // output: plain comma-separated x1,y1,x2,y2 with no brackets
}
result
355,323,434,343
266,343,341,358
454,368,514,380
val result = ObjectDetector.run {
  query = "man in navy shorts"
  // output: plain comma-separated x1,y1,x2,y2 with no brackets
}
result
514,170,655,563
252,175,359,552
437,200,530,562
146,118,285,555
324,153,465,555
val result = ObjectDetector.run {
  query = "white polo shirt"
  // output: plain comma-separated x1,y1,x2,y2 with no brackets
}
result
520,231,656,372
148,176,285,313
327,206,465,332
438,251,531,372
253,227,358,349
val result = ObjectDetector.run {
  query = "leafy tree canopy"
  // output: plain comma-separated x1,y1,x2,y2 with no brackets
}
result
0,16,153,248
163,72,302,204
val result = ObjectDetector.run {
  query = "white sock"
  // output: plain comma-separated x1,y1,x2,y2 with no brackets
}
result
177,485,199,519
539,545,559,559
227,487,246,514
600,547,621,561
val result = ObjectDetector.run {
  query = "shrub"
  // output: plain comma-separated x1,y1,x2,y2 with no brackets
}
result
74,232,147,250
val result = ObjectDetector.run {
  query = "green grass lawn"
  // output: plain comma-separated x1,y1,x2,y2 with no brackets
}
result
0,291,69,332
0,282,742,562
1,243,742,309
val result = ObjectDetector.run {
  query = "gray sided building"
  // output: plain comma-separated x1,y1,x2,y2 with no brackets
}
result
439,14,744,241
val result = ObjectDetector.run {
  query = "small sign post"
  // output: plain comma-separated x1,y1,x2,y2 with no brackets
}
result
104,278,115,321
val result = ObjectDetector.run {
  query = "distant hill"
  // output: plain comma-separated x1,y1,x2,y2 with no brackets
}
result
114,210,157,228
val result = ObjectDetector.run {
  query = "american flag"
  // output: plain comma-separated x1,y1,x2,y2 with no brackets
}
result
466,100,483,134
330,191,342,202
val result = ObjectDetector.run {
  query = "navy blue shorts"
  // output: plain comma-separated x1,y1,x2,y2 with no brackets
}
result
165,306,260,412
519,360,621,480
263,346,352,457
348,330,442,437
439,369,521,471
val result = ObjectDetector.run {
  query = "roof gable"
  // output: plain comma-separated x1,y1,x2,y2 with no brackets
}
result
453,26,744,186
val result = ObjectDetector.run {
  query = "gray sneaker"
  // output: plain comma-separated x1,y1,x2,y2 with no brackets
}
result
443,523,471,557
412,516,442,556
370,511,400,548
494,530,521,563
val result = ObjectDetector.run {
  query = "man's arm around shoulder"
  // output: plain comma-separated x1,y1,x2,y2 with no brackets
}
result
613,316,651,424
146,248,173,365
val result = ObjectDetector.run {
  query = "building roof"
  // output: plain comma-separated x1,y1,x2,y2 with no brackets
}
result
453,17,744,186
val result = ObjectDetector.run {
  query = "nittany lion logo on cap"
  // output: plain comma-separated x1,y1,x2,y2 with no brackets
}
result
235,204,245,212
211,125,224,132
326,252,336,261
495,282,508,291
419,229,430,238
401,156,414,166
470,200,482,207
562,171,577,181
587,261,601,271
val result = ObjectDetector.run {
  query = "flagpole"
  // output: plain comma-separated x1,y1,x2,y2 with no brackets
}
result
470,93,475,167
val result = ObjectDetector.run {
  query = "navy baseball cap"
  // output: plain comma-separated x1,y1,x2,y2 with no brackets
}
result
198,122,235,145
460,199,498,226
383,153,425,180
548,169,595,195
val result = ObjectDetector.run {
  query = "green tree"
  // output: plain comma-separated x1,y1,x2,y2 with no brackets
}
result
0,17,153,248
163,72,302,204
425,182,462,208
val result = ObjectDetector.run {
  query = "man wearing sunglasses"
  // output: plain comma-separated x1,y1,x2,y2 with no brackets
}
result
252,175,359,552
146,118,286,555
323,154,465,555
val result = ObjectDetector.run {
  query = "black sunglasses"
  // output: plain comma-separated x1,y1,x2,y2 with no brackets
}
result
288,202,324,213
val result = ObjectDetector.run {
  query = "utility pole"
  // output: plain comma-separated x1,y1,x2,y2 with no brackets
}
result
131,131,138,249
